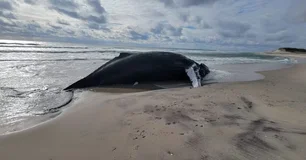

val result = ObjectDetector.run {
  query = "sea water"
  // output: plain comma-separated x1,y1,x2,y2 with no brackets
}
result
0,39,296,134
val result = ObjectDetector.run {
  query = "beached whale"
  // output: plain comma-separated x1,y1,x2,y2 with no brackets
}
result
64,52,210,90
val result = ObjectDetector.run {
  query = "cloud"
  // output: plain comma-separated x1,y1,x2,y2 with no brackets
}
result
48,23,62,30
265,31,295,44
260,18,287,33
1,0,306,50
151,22,183,37
179,0,218,7
57,19,70,26
159,0,175,7
217,20,251,38
24,0,36,5
49,0,78,8
0,20,17,37
53,8,81,19
26,21,42,31
129,30,149,40
88,22,110,32
179,13,212,29
0,11,16,19
87,0,106,14
87,15,106,24
159,0,218,7
48,0,106,24
193,16,212,29
286,0,306,24
0,1,14,10
265,35,294,44
48,0,80,19
0,19,16,27
1,21,45,39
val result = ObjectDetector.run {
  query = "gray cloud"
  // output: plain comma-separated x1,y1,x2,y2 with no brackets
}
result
178,13,212,30
179,13,189,21
18,21,70,39
24,0,36,5
0,20,50,39
129,30,149,40
0,1,14,10
217,20,251,38
1,0,305,50
87,0,106,14
48,0,80,19
0,19,16,27
286,0,306,24
194,16,212,29
0,12,19,37
53,8,81,19
65,30,75,35
87,15,106,24
26,22,42,31
0,21,16,36
218,31,243,38
0,11,16,19
179,0,217,7
48,0,106,24
266,36,294,44
151,23,183,36
49,0,78,8
86,0,107,24
265,32,295,44
260,18,286,33
88,22,110,32
159,0,175,7
297,11,306,23
57,19,70,26
246,33,256,39
48,23,62,30
88,23,101,30
159,0,218,7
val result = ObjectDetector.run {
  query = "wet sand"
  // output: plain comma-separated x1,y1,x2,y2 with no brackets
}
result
1,59,306,159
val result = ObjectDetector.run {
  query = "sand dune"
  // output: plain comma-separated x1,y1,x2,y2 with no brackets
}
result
0,63,306,160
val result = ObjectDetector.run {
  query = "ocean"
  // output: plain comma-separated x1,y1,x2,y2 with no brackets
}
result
0,39,296,134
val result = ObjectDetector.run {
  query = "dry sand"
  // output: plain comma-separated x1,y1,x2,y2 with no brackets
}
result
1,60,306,159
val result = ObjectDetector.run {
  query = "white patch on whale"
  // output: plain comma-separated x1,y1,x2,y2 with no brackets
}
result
185,64,202,88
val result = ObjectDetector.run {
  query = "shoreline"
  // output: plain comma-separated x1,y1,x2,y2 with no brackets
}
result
0,52,296,135
0,49,298,135
0,56,296,135
0,52,302,135
1,54,306,159
263,51,306,61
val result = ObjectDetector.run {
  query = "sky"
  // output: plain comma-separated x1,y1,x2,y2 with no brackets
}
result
0,0,306,51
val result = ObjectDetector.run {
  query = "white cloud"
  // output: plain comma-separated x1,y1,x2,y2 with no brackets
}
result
1,0,306,50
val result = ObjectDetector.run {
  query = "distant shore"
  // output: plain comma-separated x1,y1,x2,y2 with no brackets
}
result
264,48,306,58
0,53,306,160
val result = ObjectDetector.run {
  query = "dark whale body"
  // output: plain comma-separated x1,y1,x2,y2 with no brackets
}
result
64,52,210,90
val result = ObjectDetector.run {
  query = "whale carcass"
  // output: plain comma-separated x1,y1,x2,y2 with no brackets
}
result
64,52,210,90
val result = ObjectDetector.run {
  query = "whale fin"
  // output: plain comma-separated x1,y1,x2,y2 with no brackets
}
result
102,52,132,66
118,52,132,58
97,53,133,69
185,64,201,88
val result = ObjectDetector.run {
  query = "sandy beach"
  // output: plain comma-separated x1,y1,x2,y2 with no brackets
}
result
1,55,306,160
265,50,306,59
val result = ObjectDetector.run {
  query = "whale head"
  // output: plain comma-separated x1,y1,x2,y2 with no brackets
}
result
185,63,210,88
199,63,210,79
